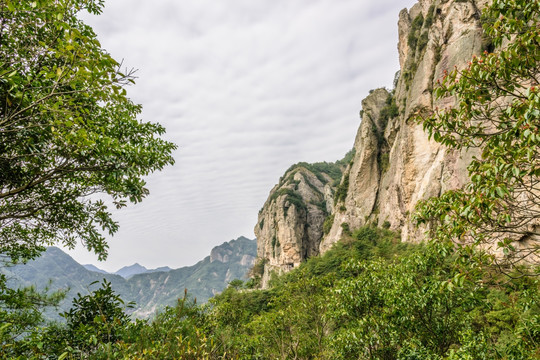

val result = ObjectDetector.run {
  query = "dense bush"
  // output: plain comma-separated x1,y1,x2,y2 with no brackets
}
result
2,227,538,359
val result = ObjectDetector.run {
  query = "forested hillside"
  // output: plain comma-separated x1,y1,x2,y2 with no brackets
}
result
4,226,538,358
1,237,256,320
0,0,538,358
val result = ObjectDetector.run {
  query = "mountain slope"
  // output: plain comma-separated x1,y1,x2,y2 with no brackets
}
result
82,264,109,274
128,236,256,317
3,247,130,321
115,263,149,279
1,237,256,320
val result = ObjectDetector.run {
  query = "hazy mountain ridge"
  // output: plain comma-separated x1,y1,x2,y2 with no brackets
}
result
82,262,174,279
82,264,109,274
1,237,256,320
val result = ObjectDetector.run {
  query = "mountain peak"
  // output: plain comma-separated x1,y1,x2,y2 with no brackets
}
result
115,263,148,279
83,264,109,274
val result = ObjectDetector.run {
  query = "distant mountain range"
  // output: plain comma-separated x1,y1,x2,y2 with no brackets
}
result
82,263,109,274
1,236,256,320
82,263,174,279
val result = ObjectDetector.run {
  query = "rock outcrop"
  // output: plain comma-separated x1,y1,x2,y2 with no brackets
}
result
254,0,495,285
321,0,487,251
254,161,348,287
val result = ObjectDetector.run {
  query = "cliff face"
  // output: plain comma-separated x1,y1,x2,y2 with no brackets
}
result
254,162,345,287
255,0,492,284
321,0,488,251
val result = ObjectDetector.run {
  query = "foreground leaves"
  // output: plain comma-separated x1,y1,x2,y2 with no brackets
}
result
0,0,176,263
414,0,540,266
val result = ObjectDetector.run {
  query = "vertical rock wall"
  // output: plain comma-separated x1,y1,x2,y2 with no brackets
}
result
254,165,341,287
321,0,487,252
254,0,493,285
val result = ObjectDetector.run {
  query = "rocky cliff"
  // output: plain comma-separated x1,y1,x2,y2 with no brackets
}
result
254,159,350,287
256,0,491,283
322,0,489,251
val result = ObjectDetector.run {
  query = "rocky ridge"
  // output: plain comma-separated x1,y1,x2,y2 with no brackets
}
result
3,237,257,319
254,160,349,287
323,0,488,250
255,0,491,285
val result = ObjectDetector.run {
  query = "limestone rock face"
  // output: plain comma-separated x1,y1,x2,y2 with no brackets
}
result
321,0,486,251
253,0,497,285
321,89,389,252
255,164,341,288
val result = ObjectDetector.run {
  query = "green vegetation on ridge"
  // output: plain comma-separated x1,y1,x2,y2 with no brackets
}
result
3,226,537,359
1,237,256,322
0,0,539,358
281,149,355,186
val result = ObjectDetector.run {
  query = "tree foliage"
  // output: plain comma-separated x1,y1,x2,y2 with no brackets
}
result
0,0,176,263
0,274,65,357
415,0,540,266
2,226,538,359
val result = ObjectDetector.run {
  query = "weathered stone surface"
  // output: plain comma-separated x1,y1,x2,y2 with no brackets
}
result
254,0,499,285
321,89,388,252
255,165,339,288
322,0,486,251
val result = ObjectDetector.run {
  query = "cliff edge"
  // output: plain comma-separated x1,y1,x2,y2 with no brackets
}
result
255,0,492,285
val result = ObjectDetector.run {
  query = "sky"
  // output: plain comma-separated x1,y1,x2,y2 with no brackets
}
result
65,0,417,272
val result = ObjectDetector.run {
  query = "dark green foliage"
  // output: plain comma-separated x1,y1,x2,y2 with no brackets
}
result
0,273,66,357
415,0,540,267
270,188,307,212
284,162,337,185
4,227,539,359
334,172,349,205
323,214,335,235
376,94,394,175
120,294,214,358
62,280,132,352
0,0,176,264
271,236,280,254
379,92,399,125
282,149,354,187
248,258,268,288
425,5,436,28
290,226,407,279
311,199,328,214
408,13,424,49
337,148,356,167
417,31,429,53
340,222,351,236
379,152,390,173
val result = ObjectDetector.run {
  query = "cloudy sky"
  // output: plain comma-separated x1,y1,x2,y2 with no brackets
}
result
66,0,417,272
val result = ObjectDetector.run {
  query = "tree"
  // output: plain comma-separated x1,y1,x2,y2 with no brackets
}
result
0,274,66,357
0,0,176,262
62,280,131,351
414,0,540,267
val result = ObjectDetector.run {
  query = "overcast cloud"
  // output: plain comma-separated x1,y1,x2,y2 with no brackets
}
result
65,0,417,272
